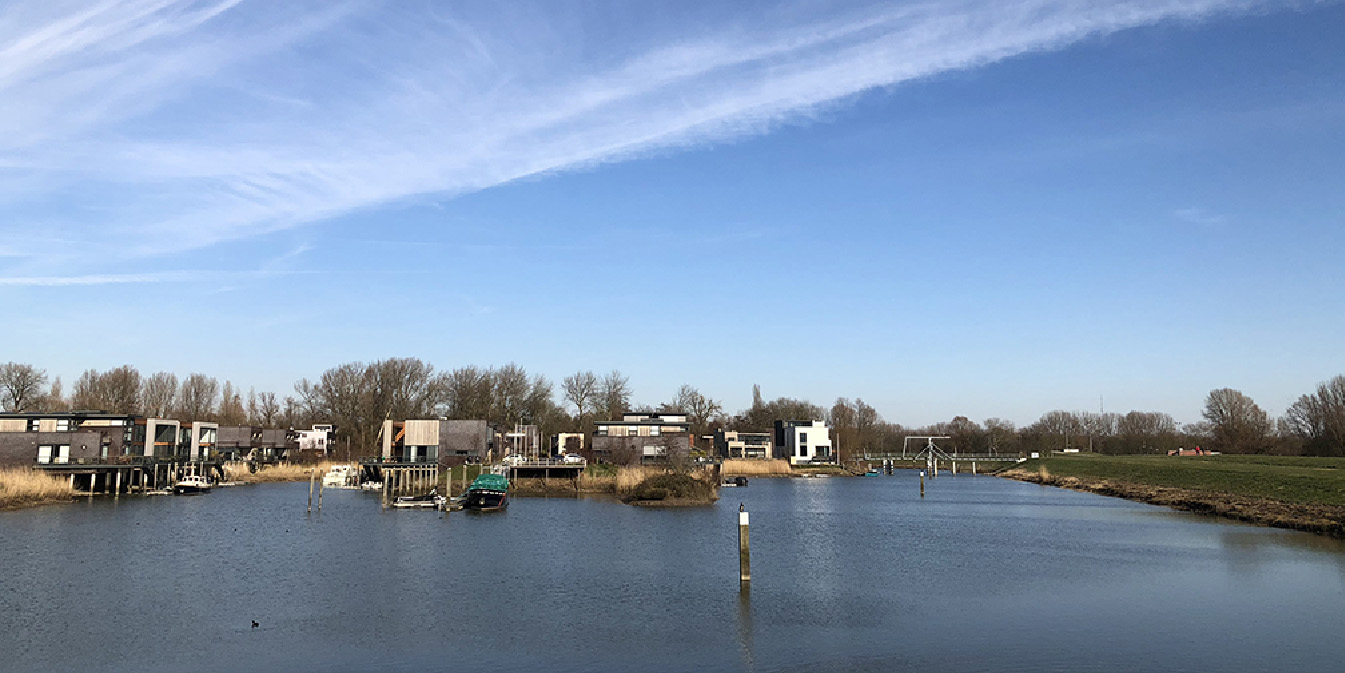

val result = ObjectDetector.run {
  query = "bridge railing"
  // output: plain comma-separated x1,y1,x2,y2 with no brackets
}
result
506,458,587,468
860,452,1024,462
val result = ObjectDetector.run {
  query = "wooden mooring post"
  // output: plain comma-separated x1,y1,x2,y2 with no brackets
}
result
307,469,315,514
920,470,925,498
738,504,751,585
318,471,325,512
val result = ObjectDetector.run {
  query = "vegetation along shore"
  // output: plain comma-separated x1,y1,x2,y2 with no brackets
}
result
999,454,1345,538
0,468,76,510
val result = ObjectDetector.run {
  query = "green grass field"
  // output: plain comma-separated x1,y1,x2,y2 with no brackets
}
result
1018,454,1345,507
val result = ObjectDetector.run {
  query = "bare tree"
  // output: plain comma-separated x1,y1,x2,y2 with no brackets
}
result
365,357,440,422
597,370,631,421
441,366,494,420
1117,411,1178,454
1281,375,1345,456
44,375,68,412
217,381,247,425
669,384,723,438
101,365,141,413
257,392,281,426
68,366,140,413
563,370,599,420
984,418,1017,454
141,372,178,417
0,363,47,412
178,373,220,420
1202,388,1271,453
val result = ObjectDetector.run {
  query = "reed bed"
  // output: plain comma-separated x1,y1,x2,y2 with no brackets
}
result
720,459,793,476
223,461,340,484
0,467,76,510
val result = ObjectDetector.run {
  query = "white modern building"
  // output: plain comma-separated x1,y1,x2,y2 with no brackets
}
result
296,424,334,455
773,420,834,465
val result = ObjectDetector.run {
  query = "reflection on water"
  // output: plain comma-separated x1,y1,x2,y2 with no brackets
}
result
1,474,1344,673
736,586,754,673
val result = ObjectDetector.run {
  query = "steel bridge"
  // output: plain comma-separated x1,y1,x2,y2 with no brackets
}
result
859,436,1023,463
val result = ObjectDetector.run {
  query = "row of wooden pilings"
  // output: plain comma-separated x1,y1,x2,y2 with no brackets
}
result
65,461,212,496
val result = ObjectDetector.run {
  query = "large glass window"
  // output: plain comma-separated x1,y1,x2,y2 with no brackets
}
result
37,445,52,463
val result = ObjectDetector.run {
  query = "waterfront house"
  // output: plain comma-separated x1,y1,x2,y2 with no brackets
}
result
0,411,191,467
773,420,835,465
714,430,773,459
216,425,298,462
552,432,585,456
295,424,334,456
378,419,491,465
592,412,692,464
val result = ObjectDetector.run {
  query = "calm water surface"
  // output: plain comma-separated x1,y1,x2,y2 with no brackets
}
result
2,473,1344,673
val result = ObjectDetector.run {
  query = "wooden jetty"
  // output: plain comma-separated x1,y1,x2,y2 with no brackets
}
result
34,456,222,495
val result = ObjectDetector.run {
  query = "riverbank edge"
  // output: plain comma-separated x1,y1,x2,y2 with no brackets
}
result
998,468,1345,538
1,495,77,512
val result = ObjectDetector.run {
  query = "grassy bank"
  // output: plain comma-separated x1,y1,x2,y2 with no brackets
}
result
0,468,76,510
1000,454,1345,537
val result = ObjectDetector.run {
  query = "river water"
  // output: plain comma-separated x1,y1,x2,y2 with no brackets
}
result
2,473,1343,673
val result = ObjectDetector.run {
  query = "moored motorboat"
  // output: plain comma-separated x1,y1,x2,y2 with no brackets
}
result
173,475,211,495
392,489,446,509
721,476,748,487
322,464,359,489
462,473,509,511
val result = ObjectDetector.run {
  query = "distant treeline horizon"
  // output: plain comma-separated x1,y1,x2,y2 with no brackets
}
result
2,359,1342,459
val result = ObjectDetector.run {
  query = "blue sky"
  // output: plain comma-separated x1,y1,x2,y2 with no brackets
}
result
2,0,1342,427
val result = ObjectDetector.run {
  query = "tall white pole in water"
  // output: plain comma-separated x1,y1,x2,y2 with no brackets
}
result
738,503,751,585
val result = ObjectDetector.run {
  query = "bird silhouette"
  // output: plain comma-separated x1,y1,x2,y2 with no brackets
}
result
251,620,259,629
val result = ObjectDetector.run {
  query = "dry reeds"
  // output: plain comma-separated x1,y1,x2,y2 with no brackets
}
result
721,459,792,476
224,461,341,484
0,467,75,510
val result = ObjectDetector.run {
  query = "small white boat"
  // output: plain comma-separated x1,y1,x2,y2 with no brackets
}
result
173,475,211,495
322,464,359,489
392,490,447,509
361,481,383,492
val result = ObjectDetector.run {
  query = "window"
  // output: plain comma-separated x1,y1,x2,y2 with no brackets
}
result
37,446,52,464
799,432,808,445
628,427,639,437
56,419,70,431
649,426,660,437
55,445,70,464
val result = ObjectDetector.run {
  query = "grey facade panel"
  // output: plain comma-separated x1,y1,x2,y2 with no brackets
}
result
0,431,104,466
438,420,489,463
591,435,691,465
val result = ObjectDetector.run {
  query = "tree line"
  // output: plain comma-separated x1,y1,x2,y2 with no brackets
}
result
2,361,1343,457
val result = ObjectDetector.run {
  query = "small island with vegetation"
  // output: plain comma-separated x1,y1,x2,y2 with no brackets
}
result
621,472,719,507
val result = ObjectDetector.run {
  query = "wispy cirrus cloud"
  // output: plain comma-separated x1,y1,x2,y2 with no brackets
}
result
1173,206,1229,225
0,0,1282,281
